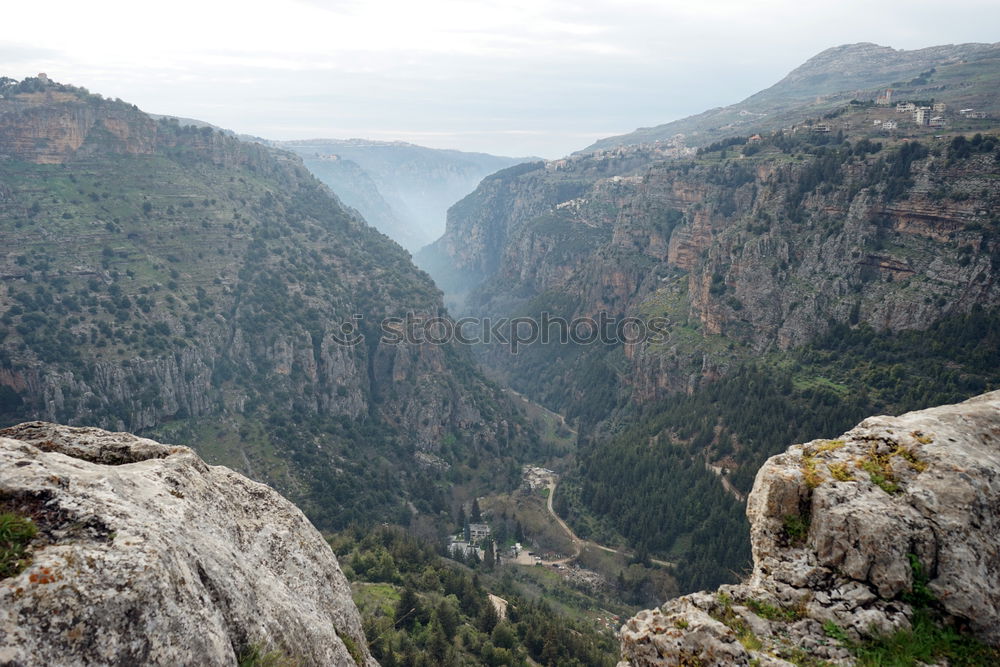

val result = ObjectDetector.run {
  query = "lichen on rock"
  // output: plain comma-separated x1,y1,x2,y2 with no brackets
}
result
0,421,374,666
618,390,1000,666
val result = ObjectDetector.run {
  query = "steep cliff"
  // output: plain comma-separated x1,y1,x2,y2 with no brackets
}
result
417,150,672,303
618,391,1000,666
423,89,1000,592
430,129,1000,418
285,153,419,250
0,422,373,666
282,138,531,251
0,75,540,530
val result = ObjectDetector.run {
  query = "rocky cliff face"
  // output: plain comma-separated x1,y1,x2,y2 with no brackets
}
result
0,82,156,164
618,391,1000,666
425,132,1000,412
0,422,373,666
417,150,671,307
0,75,537,529
623,145,1000,400
416,161,553,297
282,138,531,251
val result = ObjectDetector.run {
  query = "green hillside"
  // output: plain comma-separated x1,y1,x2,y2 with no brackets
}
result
0,75,543,532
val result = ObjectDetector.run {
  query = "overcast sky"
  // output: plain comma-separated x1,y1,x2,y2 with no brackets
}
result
2,1,998,157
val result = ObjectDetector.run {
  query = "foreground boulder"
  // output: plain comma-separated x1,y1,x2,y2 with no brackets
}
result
0,422,373,666
618,391,1000,666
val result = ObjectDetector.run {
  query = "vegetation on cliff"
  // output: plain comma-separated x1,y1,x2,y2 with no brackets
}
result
566,307,1000,591
0,76,544,534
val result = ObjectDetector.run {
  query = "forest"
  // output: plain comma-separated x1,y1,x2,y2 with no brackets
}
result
331,526,618,666
563,307,1000,592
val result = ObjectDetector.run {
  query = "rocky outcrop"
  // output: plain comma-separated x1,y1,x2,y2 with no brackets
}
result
0,422,374,666
618,391,1000,665
0,80,157,164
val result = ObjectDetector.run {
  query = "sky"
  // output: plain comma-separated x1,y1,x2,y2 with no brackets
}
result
2,1,999,158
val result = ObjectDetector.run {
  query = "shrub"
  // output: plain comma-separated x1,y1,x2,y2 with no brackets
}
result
0,512,38,578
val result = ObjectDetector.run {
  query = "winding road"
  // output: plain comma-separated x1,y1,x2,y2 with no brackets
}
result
508,387,673,569
540,478,673,568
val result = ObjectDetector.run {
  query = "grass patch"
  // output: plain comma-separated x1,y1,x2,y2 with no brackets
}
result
895,446,928,473
825,555,999,666
801,440,849,488
0,512,38,578
814,439,845,453
237,643,294,667
335,629,364,666
782,513,810,547
351,581,401,617
823,620,849,644
801,453,823,489
853,608,998,666
712,593,762,653
859,458,900,494
745,598,802,622
827,462,855,482
856,443,928,495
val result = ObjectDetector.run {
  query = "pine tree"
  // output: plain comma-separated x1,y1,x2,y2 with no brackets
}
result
482,539,495,572
395,587,421,631
428,617,448,663
478,598,499,633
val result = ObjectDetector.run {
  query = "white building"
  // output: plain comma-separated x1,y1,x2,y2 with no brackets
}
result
468,523,491,544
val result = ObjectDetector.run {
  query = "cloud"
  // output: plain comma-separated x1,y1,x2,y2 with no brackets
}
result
2,1,999,157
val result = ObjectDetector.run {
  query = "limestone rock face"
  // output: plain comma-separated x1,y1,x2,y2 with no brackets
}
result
423,129,1000,410
0,422,374,667
618,391,1000,666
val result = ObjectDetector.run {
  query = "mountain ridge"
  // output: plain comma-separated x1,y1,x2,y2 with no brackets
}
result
583,40,1000,153
280,138,534,250
0,74,542,531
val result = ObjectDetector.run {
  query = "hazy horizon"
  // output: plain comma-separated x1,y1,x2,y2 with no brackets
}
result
3,0,999,158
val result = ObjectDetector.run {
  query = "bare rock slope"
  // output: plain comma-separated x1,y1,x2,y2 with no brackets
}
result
618,391,1000,666
0,422,373,666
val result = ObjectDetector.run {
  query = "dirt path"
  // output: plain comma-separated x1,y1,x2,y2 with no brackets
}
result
705,460,746,503
506,389,672,568
540,478,673,568
507,388,578,435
